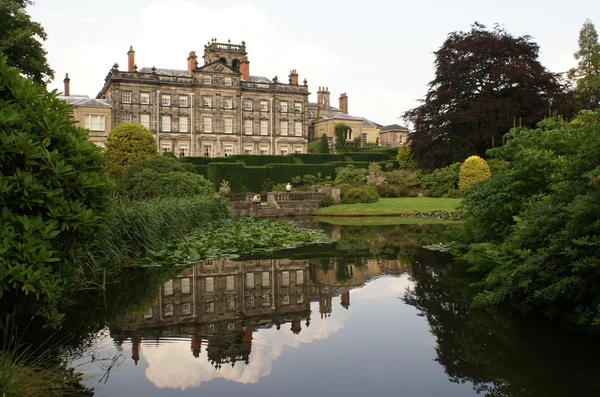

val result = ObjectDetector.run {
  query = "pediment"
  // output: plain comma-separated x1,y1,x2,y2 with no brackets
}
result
199,61,237,74
220,136,238,142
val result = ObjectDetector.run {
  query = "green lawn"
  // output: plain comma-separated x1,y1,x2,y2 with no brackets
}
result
314,216,457,226
313,197,462,216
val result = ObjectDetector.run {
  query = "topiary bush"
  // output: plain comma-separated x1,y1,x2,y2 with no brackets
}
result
341,185,380,204
105,122,157,179
0,55,112,327
458,155,492,191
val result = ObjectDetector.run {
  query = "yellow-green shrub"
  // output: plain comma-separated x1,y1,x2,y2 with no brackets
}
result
459,155,491,191
106,122,157,179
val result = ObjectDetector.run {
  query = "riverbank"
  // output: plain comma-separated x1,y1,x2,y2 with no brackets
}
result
313,197,462,217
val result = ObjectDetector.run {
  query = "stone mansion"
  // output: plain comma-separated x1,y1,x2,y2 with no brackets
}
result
96,39,310,157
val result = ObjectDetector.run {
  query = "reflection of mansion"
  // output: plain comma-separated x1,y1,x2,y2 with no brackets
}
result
112,257,409,369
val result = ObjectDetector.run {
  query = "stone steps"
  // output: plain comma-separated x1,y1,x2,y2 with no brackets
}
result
252,203,279,217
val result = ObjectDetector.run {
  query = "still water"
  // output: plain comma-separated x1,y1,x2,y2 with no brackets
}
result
66,223,600,396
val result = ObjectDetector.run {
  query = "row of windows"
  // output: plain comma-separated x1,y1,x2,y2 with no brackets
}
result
161,271,304,296
121,91,302,112
197,144,304,157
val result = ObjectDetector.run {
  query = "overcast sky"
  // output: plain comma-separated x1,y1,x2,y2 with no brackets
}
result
29,0,597,126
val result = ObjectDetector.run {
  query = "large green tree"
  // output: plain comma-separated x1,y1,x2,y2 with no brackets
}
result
568,19,600,110
0,0,54,85
105,122,158,179
404,23,569,168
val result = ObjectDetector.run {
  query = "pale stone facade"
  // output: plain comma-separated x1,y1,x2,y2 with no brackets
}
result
379,124,410,147
96,40,310,157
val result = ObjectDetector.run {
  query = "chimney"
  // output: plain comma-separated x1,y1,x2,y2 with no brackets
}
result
187,51,198,75
288,69,299,85
63,73,70,96
317,86,330,111
240,55,250,81
339,93,348,114
127,46,135,72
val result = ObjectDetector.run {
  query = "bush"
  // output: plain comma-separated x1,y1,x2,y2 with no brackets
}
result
105,122,157,179
122,170,214,200
266,163,336,184
421,162,462,197
341,185,380,204
307,140,320,154
319,133,330,153
302,174,318,185
406,170,424,188
0,55,111,327
318,195,335,207
344,152,394,162
334,123,351,153
290,153,346,164
366,162,386,186
397,146,417,169
334,164,368,185
458,155,492,191
376,184,408,198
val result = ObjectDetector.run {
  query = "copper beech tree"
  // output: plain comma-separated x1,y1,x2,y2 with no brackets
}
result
404,23,571,169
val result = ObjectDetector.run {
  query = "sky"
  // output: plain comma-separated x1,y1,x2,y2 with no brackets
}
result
28,0,598,127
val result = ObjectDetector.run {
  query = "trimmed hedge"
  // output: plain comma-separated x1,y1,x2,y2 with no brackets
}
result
266,163,337,183
343,152,395,162
326,161,370,169
290,153,347,164
180,156,239,166
191,165,209,178
230,154,297,166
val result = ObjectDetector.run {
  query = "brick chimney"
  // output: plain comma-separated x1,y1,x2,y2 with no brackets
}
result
339,93,348,114
288,69,299,85
187,51,198,75
63,73,70,96
240,55,250,81
317,86,330,110
127,46,135,72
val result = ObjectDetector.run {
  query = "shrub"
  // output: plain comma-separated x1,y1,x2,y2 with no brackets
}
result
123,170,214,200
302,174,318,185
0,55,111,327
376,184,408,198
397,146,417,169
341,185,380,204
334,123,351,152
290,153,346,164
406,170,424,188
344,152,394,162
334,164,368,184
266,163,336,184
307,140,320,154
421,162,462,197
319,133,330,153
318,195,335,207
105,122,157,179
458,155,492,191
366,162,386,186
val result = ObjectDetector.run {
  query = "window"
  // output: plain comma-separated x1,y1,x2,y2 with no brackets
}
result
282,271,290,286
224,118,233,133
226,275,235,291
224,77,232,86
161,95,171,106
227,299,235,311
246,273,255,288
121,112,132,123
244,146,253,154
294,121,302,136
260,100,268,112
282,293,290,305
179,96,188,107
262,294,271,307
181,278,191,294
178,144,189,157
262,271,270,287
164,280,173,295
203,75,211,84
280,146,288,155
260,120,268,135
205,277,214,293
280,121,288,136
294,145,303,154
296,270,304,285
202,96,212,107
244,120,253,134
179,116,188,133
224,97,233,109
297,292,304,304
203,145,212,158
361,133,368,142
244,100,253,110
84,115,105,131
294,102,302,112
224,144,233,156
345,128,353,141
246,296,255,308
161,143,171,153
280,102,288,112
121,91,131,103
140,92,150,104
182,302,191,315
140,114,150,129
203,117,212,133
143,308,153,319
260,145,269,155
161,115,171,132
164,303,173,316
205,301,215,313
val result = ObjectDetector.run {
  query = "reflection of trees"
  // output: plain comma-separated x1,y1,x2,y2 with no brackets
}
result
404,257,600,397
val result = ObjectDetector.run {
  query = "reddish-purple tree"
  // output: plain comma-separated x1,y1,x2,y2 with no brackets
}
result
404,23,571,169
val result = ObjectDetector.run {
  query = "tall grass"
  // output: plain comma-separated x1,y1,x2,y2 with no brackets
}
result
88,196,231,268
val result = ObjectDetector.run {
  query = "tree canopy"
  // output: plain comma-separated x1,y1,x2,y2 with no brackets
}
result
404,23,569,168
0,0,54,85
105,122,158,179
568,19,600,110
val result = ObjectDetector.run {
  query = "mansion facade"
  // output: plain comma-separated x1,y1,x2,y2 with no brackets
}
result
96,40,310,157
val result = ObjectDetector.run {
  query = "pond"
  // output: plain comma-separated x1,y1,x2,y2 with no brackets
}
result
62,222,600,397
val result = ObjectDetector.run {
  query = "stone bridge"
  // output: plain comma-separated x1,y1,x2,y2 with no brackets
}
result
224,186,340,218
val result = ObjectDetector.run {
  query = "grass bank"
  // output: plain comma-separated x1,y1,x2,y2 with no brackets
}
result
314,197,462,217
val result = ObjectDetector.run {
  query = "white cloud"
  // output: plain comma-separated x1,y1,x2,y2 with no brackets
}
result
351,275,413,300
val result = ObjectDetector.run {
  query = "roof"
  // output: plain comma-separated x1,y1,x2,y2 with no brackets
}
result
381,124,409,132
58,95,113,107
249,75,272,83
138,67,191,77
321,112,365,122
308,102,341,111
